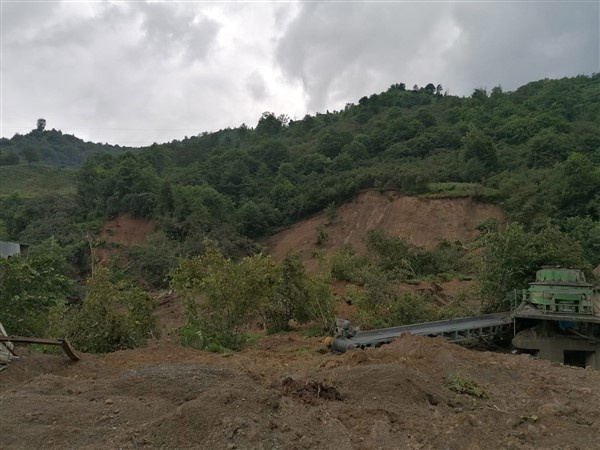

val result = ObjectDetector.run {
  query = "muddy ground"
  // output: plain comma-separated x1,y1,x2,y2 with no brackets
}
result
1,332,599,450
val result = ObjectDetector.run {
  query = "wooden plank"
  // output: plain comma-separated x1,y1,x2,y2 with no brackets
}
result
0,336,62,345
60,339,80,361
0,336,80,361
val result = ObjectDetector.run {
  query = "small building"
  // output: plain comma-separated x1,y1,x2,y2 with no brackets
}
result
0,241,29,259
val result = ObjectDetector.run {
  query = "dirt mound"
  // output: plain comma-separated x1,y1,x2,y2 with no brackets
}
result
2,334,599,449
264,191,506,270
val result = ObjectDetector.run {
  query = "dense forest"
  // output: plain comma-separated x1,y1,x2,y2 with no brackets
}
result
0,119,131,167
1,75,599,351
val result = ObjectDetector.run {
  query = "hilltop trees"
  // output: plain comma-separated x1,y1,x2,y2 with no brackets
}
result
21,147,40,165
36,118,46,132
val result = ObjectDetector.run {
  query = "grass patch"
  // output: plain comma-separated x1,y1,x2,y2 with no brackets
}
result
423,182,499,200
300,326,324,337
0,165,77,197
283,345,313,355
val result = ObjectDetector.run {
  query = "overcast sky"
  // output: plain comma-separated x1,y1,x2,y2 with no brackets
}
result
1,1,599,146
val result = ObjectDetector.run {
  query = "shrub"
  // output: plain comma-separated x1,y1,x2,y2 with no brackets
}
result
171,244,279,351
478,224,591,312
52,267,157,353
352,276,439,329
172,245,337,349
329,245,373,284
0,254,72,337
129,232,180,288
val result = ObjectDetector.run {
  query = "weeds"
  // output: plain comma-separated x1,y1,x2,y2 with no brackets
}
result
447,373,490,398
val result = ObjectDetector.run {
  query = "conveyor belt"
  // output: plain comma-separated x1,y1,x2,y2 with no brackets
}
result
331,312,512,353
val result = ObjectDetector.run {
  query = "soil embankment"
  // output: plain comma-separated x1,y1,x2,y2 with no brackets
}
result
265,191,506,270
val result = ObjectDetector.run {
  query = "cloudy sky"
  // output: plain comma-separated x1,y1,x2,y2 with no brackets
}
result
1,0,599,146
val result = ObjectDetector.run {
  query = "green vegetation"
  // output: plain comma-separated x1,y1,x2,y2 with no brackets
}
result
1,75,598,352
0,254,73,336
0,126,131,167
171,244,334,351
447,373,490,398
51,267,157,353
0,165,77,198
478,224,591,312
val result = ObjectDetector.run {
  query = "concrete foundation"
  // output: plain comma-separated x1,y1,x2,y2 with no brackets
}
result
513,326,600,370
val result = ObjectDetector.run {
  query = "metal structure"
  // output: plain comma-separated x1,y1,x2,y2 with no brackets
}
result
330,313,512,354
329,267,600,369
522,267,596,315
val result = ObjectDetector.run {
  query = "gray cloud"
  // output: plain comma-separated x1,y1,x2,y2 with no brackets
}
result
246,71,269,101
276,1,599,111
444,2,600,93
138,2,220,63
1,1,598,146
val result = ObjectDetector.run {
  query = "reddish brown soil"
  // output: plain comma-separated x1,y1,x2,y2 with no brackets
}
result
99,214,154,247
264,190,506,272
2,334,599,450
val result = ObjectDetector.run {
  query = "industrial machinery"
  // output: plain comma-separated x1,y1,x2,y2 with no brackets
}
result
329,266,600,368
521,267,597,315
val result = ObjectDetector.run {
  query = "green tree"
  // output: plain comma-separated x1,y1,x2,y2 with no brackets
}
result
527,128,573,167
22,147,40,165
36,118,46,132
0,254,72,336
316,129,353,158
256,112,284,136
478,224,591,312
556,153,600,218
171,244,280,350
52,267,157,353
462,128,498,179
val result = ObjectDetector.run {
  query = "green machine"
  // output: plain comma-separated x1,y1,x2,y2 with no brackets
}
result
522,267,597,315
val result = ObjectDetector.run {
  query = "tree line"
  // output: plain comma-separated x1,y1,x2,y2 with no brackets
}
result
0,74,598,351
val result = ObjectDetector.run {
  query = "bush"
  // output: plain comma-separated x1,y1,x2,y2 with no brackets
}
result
171,244,280,351
0,254,72,337
351,276,439,329
129,232,180,288
51,267,157,353
172,245,337,349
329,245,373,284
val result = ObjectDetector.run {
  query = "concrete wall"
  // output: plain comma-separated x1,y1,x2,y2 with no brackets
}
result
0,241,29,259
513,326,600,370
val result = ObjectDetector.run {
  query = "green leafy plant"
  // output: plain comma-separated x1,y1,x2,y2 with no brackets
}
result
51,267,157,353
447,373,490,399
315,225,329,246
0,254,72,337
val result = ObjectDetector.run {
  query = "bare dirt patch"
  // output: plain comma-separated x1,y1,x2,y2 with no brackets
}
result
264,191,506,272
99,214,154,247
2,333,599,450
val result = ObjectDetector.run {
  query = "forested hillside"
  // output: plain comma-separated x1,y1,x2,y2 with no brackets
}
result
3,76,598,254
0,121,133,167
1,75,599,349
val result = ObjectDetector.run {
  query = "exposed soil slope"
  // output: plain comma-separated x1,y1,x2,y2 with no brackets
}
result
265,191,506,269
99,214,154,247
2,334,599,450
